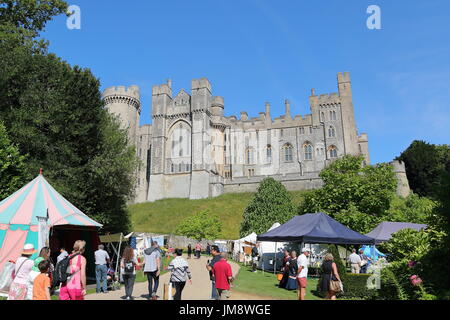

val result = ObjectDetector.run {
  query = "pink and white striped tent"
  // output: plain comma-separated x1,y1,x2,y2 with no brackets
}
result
0,173,102,269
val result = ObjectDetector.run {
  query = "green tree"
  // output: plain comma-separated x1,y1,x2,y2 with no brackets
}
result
0,0,68,53
176,210,222,241
397,140,450,197
240,178,296,238
334,203,381,234
0,121,28,199
0,1,138,233
299,155,397,217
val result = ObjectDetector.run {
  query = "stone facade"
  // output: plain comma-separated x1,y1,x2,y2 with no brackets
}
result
103,72,371,203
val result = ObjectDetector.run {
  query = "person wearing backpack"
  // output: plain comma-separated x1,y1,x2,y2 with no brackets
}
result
7,244,36,300
59,240,87,300
120,246,140,300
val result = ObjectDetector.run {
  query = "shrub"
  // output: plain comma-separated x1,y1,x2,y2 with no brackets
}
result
376,267,408,300
340,274,377,299
240,178,296,237
175,210,222,241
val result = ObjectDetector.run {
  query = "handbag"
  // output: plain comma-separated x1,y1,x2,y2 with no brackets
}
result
330,277,342,293
12,258,29,280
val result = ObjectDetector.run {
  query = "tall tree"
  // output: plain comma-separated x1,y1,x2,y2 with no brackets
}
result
0,0,138,233
0,121,28,199
240,178,296,237
397,140,450,197
299,155,397,218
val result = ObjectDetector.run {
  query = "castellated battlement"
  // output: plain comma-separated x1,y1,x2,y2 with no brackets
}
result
103,85,141,100
358,133,369,142
152,83,172,97
103,85,141,112
317,92,341,104
192,78,212,92
337,72,351,83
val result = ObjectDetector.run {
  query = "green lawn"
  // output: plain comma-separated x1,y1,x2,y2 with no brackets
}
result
232,264,322,300
129,191,307,240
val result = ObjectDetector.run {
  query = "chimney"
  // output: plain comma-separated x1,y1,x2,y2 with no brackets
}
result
285,99,292,119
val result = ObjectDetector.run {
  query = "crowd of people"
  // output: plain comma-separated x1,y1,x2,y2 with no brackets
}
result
4,240,234,301
4,239,372,301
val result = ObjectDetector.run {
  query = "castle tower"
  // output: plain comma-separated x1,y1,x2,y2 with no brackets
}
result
147,82,173,202
189,78,213,200
338,72,359,155
391,160,411,198
102,85,141,145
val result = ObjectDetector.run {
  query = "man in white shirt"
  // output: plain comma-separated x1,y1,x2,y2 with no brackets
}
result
348,249,362,274
94,244,110,293
297,247,310,300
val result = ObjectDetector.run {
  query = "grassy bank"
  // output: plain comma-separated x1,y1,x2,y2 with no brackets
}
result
129,191,307,239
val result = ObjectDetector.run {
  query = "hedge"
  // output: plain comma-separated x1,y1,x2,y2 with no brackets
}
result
340,273,377,299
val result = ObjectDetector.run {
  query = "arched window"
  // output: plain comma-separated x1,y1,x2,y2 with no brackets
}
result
266,145,272,163
170,122,191,158
321,112,325,122
246,148,254,165
304,143,313,160
283,144,294,162
329,146,338,158
328,126,336,138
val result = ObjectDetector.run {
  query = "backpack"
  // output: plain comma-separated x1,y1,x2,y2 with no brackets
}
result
53,253,79,287
123,259,135,275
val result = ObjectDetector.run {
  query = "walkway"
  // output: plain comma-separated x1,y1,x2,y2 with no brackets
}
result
86,255,262,300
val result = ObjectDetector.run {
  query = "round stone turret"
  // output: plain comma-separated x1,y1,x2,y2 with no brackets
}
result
391,160,411,198
103,85,142,144
211,96,224,116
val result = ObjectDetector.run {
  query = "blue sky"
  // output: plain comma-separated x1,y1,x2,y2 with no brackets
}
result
42,0,450,164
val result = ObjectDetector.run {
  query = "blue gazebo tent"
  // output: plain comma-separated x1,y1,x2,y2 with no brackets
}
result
365,222,428,244
257,213,375,245
360,245,386,261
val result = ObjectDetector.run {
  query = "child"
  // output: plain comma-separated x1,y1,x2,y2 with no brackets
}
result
33,260,51,300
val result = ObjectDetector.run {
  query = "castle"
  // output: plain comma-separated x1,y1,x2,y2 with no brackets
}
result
103,72,406,204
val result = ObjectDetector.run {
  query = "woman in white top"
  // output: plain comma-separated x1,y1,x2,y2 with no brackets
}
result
8,244,36,300
120,246,140,300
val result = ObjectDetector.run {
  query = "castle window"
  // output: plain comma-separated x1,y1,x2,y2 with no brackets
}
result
170,121,191,158
304,143,313,160
246,148,255,165
179,163,183,172
309,127,313,134
299,127,305,135
321,112,325,122
328,126,336,138
248,169,255,177
330,111,337,120
266,145,272,164
329,146,338,158
283,144,294,162
171,163,175,173
280,129,284,137
359,144,362,153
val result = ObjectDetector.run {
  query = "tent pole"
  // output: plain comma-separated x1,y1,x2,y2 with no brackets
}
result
115,233,123,282
274,242,277,275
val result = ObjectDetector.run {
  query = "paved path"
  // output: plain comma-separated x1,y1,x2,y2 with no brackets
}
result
86,255,252,301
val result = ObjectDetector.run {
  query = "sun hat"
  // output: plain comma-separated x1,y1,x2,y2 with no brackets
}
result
301,247,310,253
22,243,37,256
32,257,44,272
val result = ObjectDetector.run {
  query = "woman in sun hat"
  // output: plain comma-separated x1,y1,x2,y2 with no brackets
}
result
8,244,37,300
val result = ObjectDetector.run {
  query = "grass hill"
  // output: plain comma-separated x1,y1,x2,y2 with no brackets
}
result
129,191,308,240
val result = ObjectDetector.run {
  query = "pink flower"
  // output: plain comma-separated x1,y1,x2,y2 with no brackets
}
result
410,275,422,286
408,261,416,267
